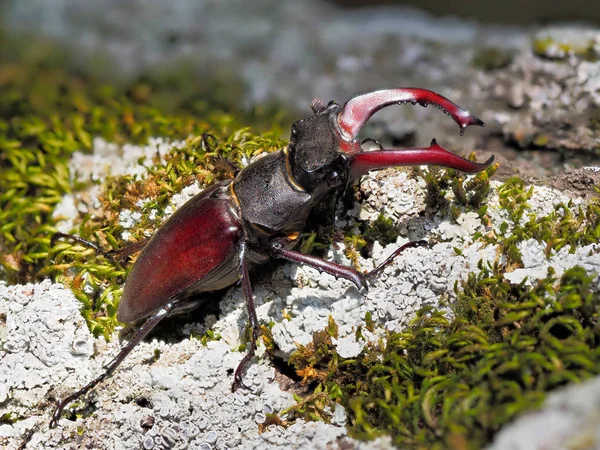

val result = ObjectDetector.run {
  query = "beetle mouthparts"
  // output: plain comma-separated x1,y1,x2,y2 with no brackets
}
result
349,138,495,179
337,88,485,143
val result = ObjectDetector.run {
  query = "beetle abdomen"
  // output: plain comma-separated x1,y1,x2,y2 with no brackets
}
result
117,184,242,323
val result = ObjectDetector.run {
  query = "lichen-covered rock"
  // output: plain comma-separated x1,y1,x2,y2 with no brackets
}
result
478,26,600,154
488,376,600,450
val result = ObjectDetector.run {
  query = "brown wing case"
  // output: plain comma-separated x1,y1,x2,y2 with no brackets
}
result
117,186,242,323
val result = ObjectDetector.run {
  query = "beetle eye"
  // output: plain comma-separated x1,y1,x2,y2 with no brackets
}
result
325,171,342,187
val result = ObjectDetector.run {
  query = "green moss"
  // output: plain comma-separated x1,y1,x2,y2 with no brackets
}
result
472,47,514,71
288,266,600,449
532,37,600,62
589,108,600,131
198,329,222,346
363,212,400,247
415,158,498,220
286,169,600,448
281,386,337,423
0,411,21,425
477,177,600,268
533,134,550,147
343,233,368,270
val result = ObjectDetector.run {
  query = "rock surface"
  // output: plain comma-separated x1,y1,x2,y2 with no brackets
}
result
488,376,600,450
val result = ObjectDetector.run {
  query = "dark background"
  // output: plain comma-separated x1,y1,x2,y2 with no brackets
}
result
334,0,600,24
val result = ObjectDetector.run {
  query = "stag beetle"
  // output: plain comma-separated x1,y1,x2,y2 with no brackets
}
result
50,88,493,427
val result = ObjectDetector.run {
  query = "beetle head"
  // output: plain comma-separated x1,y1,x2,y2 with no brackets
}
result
288,100,357,195
287,88,493,195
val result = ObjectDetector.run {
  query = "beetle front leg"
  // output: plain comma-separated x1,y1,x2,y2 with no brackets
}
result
269,238,367,289
269,237,428,288
49,302,175,428
232,241,260,392
366,240,428,278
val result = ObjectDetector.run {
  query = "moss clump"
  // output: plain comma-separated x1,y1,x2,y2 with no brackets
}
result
0,411,21,425
477,177,600,268
532,36,600,62
415,158,498,220
472,47,514,71
289,265,600,449
362,212,400,247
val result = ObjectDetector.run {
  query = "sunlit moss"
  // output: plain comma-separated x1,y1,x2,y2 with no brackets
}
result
477,177,600,268
286,170,600,448
288,266,600,448
415,157,498,219
532,36,600,62
472,47,514,71
362,212,400,247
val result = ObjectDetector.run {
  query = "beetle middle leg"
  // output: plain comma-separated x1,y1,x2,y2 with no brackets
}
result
50,302,176,428
230,237,422,392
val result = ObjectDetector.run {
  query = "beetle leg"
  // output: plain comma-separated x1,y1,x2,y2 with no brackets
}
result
232,241,260,392
49,302,175,428
350,139,495,179
366,240,429,279
269,238,428,288
268,238,367,290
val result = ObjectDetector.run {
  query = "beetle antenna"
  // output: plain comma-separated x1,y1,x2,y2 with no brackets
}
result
366,240,429,279
311,97,327,114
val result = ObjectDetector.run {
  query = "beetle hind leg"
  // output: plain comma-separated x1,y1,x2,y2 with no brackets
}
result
49,302,175,428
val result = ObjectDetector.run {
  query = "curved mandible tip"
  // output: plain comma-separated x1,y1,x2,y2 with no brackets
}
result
337,88,485,141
